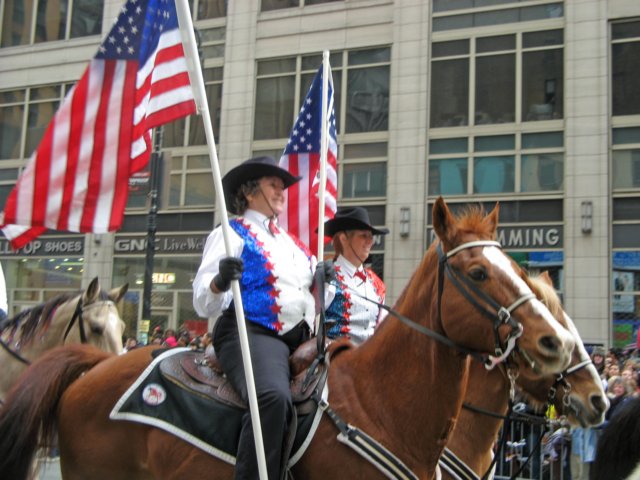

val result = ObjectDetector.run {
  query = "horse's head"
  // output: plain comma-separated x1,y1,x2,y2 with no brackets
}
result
432,196,574,376
58,277,128,354
516,272,609,427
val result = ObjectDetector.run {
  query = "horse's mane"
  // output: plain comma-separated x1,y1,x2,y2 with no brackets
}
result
0,288,110,345
528,274,563,320
514,273,565,411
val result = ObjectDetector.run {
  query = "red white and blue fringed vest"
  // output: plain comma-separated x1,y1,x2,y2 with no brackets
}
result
229,218,312,334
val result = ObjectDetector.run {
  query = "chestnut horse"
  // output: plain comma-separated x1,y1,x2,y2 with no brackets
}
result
0,198,575,479
440,272,607,480
0,277,127,403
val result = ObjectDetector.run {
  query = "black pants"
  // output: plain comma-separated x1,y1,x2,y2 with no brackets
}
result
213,313,309,480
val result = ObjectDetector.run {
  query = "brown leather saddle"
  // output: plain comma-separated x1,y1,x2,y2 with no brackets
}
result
159,338,334,414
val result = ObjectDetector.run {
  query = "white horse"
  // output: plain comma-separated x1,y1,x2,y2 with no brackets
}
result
0,277,127,403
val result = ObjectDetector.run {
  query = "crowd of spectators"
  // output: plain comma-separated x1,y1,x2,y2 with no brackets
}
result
569,345,640,480
122,327,213,353
498,344,640,480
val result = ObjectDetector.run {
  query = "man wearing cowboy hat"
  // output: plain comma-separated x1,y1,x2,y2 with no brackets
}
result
323,207,389,345
193,156,331,480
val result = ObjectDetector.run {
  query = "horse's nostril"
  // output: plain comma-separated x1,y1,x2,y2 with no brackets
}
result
591,395,607,414
539,335,560,353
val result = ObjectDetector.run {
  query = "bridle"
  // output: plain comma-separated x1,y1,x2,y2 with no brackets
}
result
547,357,593,413
0,296,115,367
333,239,535,369
448,356,595,480
436,240,534,369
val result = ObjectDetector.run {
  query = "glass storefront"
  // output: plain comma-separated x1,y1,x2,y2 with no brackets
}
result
112,234,208,343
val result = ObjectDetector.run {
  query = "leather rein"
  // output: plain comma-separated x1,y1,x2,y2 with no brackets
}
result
334,240,533,370
311,239,538,480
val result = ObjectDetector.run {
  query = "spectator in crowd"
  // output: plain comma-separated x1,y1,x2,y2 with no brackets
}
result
591,346,606,376
605,375,633,421
570,426,600,480
123,337,138,352
606,362,621,381
177,329,190,347
162,329,178,348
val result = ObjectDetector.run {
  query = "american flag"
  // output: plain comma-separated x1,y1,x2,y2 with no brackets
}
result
0,0,196,249
279,64,338,257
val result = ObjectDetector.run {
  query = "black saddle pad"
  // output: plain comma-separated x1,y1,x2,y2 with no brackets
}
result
109,348,323,466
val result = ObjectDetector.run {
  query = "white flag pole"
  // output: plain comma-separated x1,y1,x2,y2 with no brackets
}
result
314,51,330,337
175,2,268,479
316,50,330,261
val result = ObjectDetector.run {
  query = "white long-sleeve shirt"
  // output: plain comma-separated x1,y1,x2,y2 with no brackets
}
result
324,255,387,345
192,209,317,334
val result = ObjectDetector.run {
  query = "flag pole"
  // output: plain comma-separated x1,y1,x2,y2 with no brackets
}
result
141,126,163,338
314,52,330,337
175,2,268,479
316,50,330,261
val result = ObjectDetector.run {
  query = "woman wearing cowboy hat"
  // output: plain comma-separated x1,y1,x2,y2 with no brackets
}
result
323,207,389,345
193,155,331,480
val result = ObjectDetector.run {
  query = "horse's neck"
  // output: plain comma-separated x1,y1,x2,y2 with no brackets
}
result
444,362,509,478
0,304,76,402
328,283,470,476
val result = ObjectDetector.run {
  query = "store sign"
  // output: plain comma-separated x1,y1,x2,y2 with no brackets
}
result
0,237,84,256
152,272,176,284
114,234,206,255
427,225,563,249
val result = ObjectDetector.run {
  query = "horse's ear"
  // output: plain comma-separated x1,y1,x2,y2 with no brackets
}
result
84,277,101,304
110,283,129,304
537,270,553,287
432,196,457,247
484,202,500,236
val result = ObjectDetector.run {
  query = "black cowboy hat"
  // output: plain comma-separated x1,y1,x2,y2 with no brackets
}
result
324,207,390,236
222,156,301,214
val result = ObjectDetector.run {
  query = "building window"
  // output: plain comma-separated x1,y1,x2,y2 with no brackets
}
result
430,29,563,128
432,2,563,32
0,85,68,161
612,127,640,191
194,0,227,19
253,51,389,270
261,0,342,12
428,131,563,196
1,0,104,47
167,154,215,208
163,67,223,149
612,252,640,349
612,21,640,117
254,48,390,141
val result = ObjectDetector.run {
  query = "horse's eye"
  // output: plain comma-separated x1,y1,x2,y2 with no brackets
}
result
468,268,488,282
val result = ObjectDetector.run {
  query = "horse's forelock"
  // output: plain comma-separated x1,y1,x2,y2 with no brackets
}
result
452,205,495,240
97,288,111,302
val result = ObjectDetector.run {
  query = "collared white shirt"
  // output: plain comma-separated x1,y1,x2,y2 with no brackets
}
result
324,255,387,345
193,209,317,334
